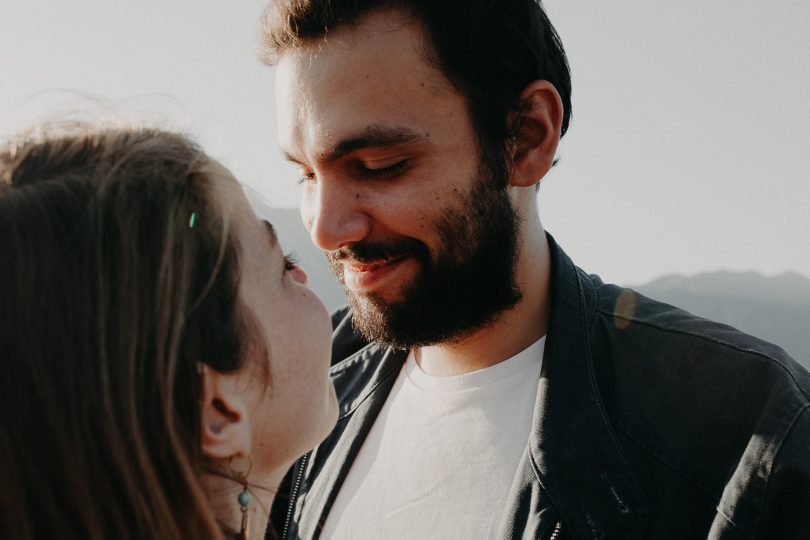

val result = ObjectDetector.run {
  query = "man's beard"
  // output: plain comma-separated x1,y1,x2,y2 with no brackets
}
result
327,163,522,349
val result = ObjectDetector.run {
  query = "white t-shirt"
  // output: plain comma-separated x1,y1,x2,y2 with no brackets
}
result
321,337,545,539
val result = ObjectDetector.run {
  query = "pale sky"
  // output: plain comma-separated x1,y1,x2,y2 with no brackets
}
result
2,0,808,286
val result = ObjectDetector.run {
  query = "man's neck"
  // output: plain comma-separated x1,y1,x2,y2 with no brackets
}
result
416,228,551,376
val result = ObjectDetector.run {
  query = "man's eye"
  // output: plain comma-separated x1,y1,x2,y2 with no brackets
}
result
284,253,300,271
360,160,409,179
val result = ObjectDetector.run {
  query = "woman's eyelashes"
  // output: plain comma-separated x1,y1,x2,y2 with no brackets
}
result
284,252,300,272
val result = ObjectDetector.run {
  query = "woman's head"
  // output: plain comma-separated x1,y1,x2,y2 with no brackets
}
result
0,126,337,539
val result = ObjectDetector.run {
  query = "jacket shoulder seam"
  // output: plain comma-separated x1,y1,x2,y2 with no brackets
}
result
597,307,810,403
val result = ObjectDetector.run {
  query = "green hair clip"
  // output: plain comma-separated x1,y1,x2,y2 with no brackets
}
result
188,212,198,229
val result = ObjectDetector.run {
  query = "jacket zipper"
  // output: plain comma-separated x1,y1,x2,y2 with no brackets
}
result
281,452,309,540
549,521,564,540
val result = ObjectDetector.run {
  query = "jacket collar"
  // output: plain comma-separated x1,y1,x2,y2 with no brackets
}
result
531,234,647,538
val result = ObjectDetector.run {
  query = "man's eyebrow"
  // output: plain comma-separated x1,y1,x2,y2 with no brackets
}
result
281,125,428,166
262,220,278,248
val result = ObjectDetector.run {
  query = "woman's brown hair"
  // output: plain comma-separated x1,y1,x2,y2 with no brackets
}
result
0,126,249,539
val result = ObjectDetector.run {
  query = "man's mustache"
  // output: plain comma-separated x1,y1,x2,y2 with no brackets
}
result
326,238,430,265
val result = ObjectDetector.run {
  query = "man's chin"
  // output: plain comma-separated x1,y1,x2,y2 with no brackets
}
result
347,289,401,316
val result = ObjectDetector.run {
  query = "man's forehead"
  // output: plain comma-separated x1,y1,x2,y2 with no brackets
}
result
272,7,444,95
273,8,460,163
276,63,444,163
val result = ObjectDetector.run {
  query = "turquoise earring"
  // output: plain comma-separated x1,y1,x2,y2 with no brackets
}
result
237,477,251,539
229,456,253,540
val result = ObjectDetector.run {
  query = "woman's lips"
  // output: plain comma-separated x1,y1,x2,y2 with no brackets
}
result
343,255,409,292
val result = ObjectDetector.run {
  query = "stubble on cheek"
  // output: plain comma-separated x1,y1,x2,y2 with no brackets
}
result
326,252,346,285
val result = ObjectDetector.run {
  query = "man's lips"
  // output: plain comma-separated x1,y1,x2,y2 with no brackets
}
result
346,255,406,273
342,255,410,291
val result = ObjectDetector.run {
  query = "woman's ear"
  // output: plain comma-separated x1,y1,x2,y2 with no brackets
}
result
509,80,564,188
199,363,252,460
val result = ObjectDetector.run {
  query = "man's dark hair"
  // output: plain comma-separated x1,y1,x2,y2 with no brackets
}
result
261,0,572,185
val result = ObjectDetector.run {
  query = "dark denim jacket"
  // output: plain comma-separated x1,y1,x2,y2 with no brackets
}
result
270,235,810,540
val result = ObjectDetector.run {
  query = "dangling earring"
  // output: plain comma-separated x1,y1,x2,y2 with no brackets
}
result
229,455,253,540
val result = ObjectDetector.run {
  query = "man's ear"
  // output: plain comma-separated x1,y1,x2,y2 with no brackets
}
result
509,80,564,188
199,363,252,460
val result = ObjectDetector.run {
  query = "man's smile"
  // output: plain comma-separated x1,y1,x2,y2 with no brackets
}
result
342,254,412,292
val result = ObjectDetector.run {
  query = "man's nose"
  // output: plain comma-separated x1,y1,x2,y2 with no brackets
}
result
301,177,371,252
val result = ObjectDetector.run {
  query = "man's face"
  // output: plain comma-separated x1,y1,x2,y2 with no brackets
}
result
275,9,521,347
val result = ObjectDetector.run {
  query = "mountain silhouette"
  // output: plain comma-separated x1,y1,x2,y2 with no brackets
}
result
249,197,808,370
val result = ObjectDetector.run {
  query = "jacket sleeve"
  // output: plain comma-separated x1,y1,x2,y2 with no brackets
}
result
757,404,810,538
